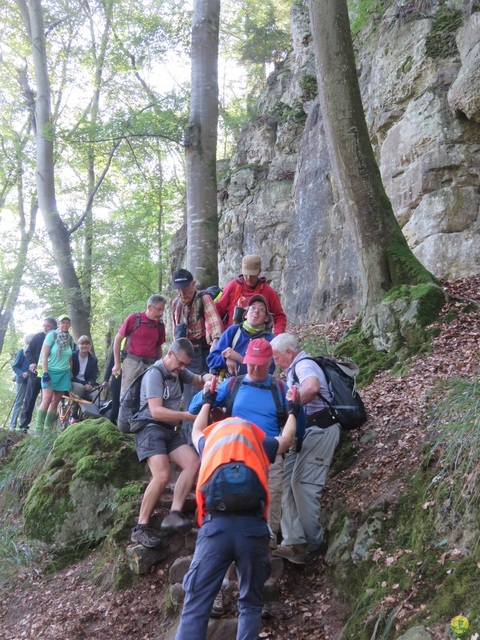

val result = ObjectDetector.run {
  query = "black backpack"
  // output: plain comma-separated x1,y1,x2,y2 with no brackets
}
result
200,461,267,513
117,363,183,434
293,356,366,430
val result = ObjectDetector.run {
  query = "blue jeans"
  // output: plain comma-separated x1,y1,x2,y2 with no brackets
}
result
176,514,271,640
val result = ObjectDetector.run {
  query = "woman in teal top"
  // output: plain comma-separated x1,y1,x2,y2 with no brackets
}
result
36,314,74,432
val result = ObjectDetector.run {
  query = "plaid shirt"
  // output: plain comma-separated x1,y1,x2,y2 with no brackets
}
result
172,292,223,343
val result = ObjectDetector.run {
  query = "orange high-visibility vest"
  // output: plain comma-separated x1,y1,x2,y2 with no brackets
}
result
196,418,271,526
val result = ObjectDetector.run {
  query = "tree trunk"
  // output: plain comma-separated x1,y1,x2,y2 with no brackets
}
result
83,0,113,317
0,189,37,356
307,0,435,319
21,0,90,341
185,0,220,289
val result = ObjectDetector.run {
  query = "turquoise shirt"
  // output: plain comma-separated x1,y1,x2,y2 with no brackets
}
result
43,330,73,371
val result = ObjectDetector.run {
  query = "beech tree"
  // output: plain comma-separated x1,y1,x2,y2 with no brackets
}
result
16,0,94,339
0,193,37,354
185,0,220,288
12,0,186,342
307,0,439,327
0,30,38,354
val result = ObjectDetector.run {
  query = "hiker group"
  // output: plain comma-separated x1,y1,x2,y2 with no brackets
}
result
8,254,365,639
8,316,104,433
112,255,364,639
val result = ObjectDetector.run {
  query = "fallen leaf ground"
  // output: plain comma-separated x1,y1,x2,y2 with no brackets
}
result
0,275,478,640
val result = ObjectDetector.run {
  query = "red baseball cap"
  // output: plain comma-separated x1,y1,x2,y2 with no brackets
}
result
243,339,273,365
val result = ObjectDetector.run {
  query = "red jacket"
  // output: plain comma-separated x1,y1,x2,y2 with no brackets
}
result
215,276,287,336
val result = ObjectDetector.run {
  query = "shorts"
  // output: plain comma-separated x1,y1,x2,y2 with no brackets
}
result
134,423,186,462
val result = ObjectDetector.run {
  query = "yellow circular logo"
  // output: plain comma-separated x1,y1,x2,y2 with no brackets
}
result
450,615,469,636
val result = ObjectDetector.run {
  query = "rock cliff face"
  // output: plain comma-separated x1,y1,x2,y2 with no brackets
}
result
217,0,480,324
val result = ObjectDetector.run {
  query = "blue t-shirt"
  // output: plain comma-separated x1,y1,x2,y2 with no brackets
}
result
189,374,305,440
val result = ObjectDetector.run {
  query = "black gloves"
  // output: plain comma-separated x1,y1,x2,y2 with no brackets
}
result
287,399,301,418
287,386,301,418
202,389,217,406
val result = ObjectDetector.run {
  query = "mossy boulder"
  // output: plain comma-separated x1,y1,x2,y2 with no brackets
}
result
364,284,445,353
23,419,144,551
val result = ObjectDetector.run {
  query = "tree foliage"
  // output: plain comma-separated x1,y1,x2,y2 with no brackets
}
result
0,0,191,357
0,0,305,364
220,0,291,114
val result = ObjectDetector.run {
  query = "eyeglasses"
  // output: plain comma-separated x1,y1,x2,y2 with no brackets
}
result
151,305,164,313
172,352,190,369
248,305,266,313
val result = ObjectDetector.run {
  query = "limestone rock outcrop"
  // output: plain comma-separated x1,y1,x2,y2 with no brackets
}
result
214,1,480,324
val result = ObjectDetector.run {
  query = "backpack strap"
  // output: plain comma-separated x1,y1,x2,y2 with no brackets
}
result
224,375,245,418
231,327,242,351
272,378,287,429
292,356,334,410
123,312,143,354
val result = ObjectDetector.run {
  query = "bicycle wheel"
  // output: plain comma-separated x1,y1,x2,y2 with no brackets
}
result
57,398,73,430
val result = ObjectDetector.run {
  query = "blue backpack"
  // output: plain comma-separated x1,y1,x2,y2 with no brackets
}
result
200,462,267,512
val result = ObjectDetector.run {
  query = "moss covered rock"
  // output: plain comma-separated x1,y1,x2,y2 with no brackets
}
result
23,419,144,551
364,284,445,353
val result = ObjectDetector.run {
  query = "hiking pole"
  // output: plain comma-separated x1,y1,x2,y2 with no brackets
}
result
1,384,24,430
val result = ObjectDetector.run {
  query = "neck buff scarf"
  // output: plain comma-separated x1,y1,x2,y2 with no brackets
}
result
242,320,266,335
54,329,71,354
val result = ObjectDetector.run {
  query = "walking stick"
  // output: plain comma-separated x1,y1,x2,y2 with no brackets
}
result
1,384,24,430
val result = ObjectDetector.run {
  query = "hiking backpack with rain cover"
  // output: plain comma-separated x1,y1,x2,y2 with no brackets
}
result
293,356,366,430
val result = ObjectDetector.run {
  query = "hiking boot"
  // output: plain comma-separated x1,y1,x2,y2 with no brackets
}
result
210,584,231,618
307,530,330,559
272,544,307,565
261,604,273,620
130,525,163,549
160,511,193,535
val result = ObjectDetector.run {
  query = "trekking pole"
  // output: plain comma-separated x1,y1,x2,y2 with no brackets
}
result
1,384,24,430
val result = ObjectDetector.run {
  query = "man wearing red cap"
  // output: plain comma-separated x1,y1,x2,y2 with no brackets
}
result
189,338,305,617
215,255,287,336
